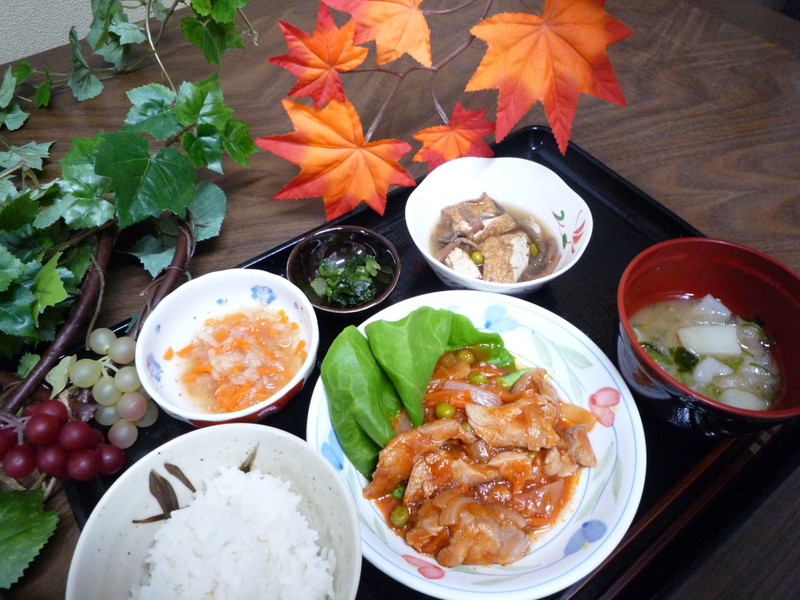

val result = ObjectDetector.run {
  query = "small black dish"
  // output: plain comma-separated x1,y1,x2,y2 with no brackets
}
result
286,225,401,314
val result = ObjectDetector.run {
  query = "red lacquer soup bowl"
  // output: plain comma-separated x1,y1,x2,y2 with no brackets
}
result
617,238,800,436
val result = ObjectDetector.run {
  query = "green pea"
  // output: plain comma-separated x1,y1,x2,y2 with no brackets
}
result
468,370,487,385
390,484,406,499
456,348,474,363
470,250,484,265
435,402,455,419
529,242,540,257
390,504,410,527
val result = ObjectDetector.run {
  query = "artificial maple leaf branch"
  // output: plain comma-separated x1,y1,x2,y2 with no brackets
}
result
261,0,632,218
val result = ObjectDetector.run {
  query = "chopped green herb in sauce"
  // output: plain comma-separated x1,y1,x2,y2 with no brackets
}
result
310,254,392,306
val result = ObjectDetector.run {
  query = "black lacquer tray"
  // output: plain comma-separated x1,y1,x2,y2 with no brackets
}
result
65,126,800,599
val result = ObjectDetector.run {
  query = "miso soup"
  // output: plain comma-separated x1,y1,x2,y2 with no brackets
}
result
630,294,781,410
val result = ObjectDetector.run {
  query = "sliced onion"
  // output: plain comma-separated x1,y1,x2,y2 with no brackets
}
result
441,380,502,406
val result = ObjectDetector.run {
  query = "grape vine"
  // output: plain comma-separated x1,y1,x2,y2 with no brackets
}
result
0,0,257,483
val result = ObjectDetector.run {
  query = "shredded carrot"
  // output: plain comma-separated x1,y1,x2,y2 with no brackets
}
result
176,343,196,358
499,390,527,403
424,389,472,409
175,307,306,413
163,346,174,361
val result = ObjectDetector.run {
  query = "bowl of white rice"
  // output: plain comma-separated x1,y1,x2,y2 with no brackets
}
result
66,423,361,600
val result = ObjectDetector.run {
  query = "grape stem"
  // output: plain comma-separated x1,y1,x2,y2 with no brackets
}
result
0,229,115,415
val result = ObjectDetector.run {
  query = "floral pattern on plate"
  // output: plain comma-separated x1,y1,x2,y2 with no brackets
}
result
306,290,646,600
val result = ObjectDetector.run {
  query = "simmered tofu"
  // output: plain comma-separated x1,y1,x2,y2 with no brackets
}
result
481,232,529,283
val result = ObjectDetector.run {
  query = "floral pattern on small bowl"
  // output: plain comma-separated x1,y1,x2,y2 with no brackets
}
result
306,290,646,600
134,269,319,426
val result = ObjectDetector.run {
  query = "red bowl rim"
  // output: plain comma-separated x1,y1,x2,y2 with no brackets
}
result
617,237,800,420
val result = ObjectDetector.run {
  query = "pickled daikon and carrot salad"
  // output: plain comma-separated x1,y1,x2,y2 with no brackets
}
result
162,307,307,413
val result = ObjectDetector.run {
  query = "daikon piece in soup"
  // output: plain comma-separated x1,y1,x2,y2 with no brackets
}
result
629,294,782,410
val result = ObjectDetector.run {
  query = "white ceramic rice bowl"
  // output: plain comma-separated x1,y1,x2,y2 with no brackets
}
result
135,268,319,426
66,423,361,600
405,157,592,294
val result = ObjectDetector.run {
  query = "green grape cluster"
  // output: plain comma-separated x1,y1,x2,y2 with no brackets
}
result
65,328,158,450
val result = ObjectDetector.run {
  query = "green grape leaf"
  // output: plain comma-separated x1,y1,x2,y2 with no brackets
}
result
181,16,243,65
0,284,37,338
67,27,104,100
0,194,38,231
55,159,112,201
183,123,223,172
58,242,94,294
110,20,146,45
175,75,232,130
223,119,257,167
34,193,116,230
12,60,32,84
33,254,68,324
87,0,135,67
93,132,197,229
128,227,178,276
16,353,40,378
0,180,15,201
45,354,76,396
123,83,181,140
190,181,226,242
191,0,213,17
0,224,52,263
0,245,25,293
0,141,52,171
60,135,100,179
0,67,15,108
211,0,249,24
35,74,52,108
0,490,59,590
0,103,28,131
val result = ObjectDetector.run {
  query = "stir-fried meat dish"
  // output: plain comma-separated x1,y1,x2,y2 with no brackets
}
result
432,193,559,284
363,347,596,567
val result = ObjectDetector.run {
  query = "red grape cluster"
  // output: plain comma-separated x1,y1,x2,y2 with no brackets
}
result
0,400,126,481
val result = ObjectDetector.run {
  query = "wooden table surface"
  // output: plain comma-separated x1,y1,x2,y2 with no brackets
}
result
3,1,799,598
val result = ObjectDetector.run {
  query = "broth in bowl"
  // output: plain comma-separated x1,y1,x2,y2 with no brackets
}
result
431,193,559,284
629,294,781,411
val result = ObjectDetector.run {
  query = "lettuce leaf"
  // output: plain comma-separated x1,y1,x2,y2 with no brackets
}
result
322,306,514,480
321,325,400,478
364,307,453,427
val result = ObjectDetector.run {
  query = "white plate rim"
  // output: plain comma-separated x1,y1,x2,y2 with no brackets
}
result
306,290,646,600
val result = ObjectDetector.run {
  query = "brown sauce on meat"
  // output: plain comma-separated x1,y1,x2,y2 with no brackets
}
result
366,347,596,567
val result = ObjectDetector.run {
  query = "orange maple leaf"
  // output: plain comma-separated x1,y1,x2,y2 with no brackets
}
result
254,98,415,220
269,3,368,107
412,103,495,172
324,0,432,66
466,0,632,153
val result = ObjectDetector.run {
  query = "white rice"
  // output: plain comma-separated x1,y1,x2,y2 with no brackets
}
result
130,467,336,600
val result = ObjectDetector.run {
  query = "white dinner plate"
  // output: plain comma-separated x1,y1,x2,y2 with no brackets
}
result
306,290,646,600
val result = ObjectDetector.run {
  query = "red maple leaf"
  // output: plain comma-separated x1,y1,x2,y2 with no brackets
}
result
254,98,415,220
324,0,432,66
269,3,368,107
466,0,632,152
412,103,495,171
